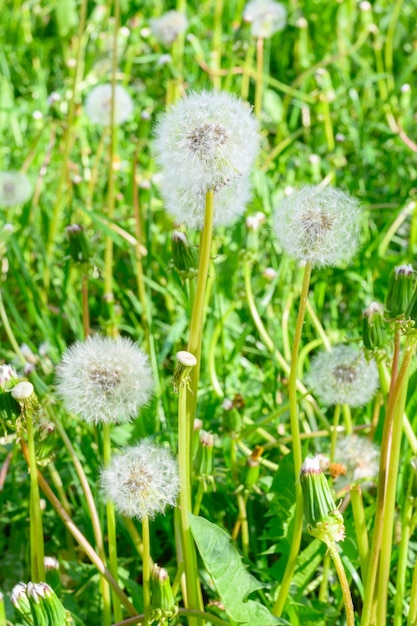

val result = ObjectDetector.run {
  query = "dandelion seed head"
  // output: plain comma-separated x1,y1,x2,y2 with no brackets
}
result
56,335,153,424
306,345,379,407
243,0,287,39
0,171,32,207
154,91,259,229
85,84,133,126
334,434,379,489
150,10,188,46
100,439,179,519
273,185,362,267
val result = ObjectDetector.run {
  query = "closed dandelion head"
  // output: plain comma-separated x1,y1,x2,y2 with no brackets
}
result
150,11,188,46
243,0,287,38
56,335,153,425
85,84,133,126
274,185,362,267
306,345,379,407
0,171,32,207
334,434,379,489
154,90,260,229
100,439,179,520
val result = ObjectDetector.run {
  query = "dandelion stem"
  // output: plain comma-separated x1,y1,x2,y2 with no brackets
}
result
24,409,45,582
176,353,204,622
361,338,415,626
350,484,369,583
330,404,341,462
142,516,151,626
187,189,215,421
273,261,312,616
103,422,123,623
326,540,355,626
393,463,414,626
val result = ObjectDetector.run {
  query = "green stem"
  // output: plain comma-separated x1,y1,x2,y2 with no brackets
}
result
25,411,45,581
0,592,6,626
342,404,353,435
393,465,414,626
350,484,369,583
272,262,312,616
192,481,206,516
254,37,264,118
318,554,331,602
330,404,341,463
186,190,215,422
237,492,250,559
377,355,412,625
211,0,223,89
142,516,151,626
103,422,123,623
361,339,415,626
177,357,203,622
407,546,417,625
241,42,255,101
326,541,355,626
0,289,26,365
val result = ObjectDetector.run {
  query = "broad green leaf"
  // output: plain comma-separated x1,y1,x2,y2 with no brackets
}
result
189,514,289,625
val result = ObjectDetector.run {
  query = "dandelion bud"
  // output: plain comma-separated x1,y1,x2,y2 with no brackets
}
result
27,581,67,626
85,84,133,126
44,556,61,593
11,583,31,621
194,430,215,478
66,224,91,265
100,439,179,520
0,364,18,390
150,564,178,621
385,264,414,319
150,10,188,46
0,171,32,207
222,397,242,434
246,212,266,253
362,302,387,349
243,0,287,39
273,185,361,267
171,230,198,276
300,456,345,544
56,336,153,425
262,267,277,281
306,345,379,407
154,90,260,230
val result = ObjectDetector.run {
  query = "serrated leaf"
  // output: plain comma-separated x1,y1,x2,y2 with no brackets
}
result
189,514,289,625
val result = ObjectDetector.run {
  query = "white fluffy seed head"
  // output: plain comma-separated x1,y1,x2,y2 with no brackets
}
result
306,345,379,407
154,90,260,230
0,171,32,207
100,439,179,520
150,10,188,46
55,335,153,425
243,0,287,38
334,434,379,489
85,84,133,126
274,185,362,267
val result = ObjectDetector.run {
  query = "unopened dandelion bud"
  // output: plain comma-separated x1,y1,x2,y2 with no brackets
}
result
194,430,215,477
243,445,263,491
300,456,345,544
222,399,242,434
262,267,277,281
362,302,387,349
246,212,265,253
150,564,178,621
44,556,61,592
385,264,414,318
26,581,66,626
66,224,91,265
172,351,197,392
0,364,18,390
171,230,198,276
11,381,34,402
11,583,32,623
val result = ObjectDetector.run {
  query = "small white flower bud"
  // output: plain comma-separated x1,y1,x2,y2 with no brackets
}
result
11,381,34,401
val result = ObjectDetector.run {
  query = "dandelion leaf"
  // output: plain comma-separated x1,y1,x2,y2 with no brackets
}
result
189,514,288,625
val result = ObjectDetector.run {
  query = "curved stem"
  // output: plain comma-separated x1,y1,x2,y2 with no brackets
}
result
327,541,355,626
272,262,312,616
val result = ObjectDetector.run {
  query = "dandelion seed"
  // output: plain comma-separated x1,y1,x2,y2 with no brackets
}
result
100,439,179,520
154,90,260,229
243,0,287,39
56,335,153,424
150,11,188,46
306,345,378,407
334,434,379,489
273,185,362,267
0,171,32,207
85,84,133,126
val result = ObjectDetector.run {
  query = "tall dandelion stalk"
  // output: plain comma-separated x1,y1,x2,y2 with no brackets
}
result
271,185,362,615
